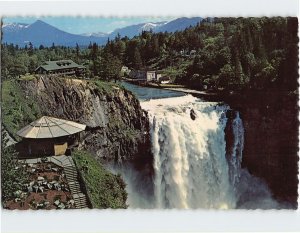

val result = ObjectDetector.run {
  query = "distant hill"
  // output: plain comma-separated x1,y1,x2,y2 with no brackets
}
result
2,17,203,47
2,22,30,33
2,20,107,47
109,17,202,38
108,21,167,38
155,17,202,33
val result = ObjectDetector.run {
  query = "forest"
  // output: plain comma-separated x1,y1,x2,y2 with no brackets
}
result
1,17,298,93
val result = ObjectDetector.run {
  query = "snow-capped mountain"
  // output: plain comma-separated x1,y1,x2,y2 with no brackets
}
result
108,17,201,39
2,17,203,47
81,32,109,37
139,22,167,32
155,17,202,33
2,23,29,32
108,22,160,39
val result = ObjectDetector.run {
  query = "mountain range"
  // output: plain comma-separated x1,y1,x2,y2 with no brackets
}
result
2,17,202,47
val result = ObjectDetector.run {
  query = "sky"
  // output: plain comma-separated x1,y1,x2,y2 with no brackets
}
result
3,16,175,34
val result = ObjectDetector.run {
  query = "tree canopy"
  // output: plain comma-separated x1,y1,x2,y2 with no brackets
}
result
1,17,298,92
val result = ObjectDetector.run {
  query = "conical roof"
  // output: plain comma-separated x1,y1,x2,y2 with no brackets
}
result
17,116,86,139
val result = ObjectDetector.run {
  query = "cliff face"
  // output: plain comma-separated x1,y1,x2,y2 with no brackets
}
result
21,76,151,167
225,90,298,206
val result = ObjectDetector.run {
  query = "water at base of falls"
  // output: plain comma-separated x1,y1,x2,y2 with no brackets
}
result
115,94,287,209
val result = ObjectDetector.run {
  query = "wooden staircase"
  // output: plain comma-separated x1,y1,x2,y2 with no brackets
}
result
50,155,89,209
73,193,88,209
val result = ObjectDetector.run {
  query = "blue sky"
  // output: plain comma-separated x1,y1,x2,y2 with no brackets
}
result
3,16,175,34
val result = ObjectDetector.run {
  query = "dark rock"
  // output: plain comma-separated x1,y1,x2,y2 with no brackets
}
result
190,109,197,120
223,90,298,207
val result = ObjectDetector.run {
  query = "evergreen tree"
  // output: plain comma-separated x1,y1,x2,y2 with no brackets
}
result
90,43,99,76
28,42,34,56
99,53,122,81
133,47,143,69
75,43,80,63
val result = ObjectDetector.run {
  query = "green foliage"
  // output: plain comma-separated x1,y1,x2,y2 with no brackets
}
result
98,52,122,81
1,132,29,202
1,43,88,79
92,79,120,94
218,64,235,87
132,47,143,69
73,150,128,209
102,17,297,93
19,74,38,81
1,17,297,92
2,80,42,140
178,17,298,92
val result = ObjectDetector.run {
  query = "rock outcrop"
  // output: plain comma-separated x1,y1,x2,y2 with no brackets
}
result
21,76,151,167
224,90,298,207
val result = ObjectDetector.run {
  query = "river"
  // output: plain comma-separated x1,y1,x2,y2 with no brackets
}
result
118,81,289,209
120,81,186,100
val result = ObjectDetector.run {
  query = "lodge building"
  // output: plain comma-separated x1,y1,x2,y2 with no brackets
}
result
35,60,86,76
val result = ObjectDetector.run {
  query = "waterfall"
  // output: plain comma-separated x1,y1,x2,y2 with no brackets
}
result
141,95,240,209
117,94,285,209
226,111,245,191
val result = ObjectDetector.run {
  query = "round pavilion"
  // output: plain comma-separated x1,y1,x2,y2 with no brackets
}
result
16,116,86,158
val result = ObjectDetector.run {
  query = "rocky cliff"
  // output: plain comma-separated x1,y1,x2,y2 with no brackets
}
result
20,76,151,168
224,90,298,207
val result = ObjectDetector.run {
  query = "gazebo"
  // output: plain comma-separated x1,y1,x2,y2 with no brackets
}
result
16,116,86,158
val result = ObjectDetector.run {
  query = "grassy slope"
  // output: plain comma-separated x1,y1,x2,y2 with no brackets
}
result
73,149,127,209
93,79,116,92
2,79,42,140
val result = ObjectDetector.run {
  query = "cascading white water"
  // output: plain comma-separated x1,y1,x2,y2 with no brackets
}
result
138,95,287,209
141,95,240,209
226,111,245,191
114,83,290,209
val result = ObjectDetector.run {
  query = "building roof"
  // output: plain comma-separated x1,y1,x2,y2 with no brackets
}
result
17,116,86,139
35,60,85,72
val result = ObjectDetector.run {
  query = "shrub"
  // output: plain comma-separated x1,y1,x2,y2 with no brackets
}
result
73,149,128,209
1,132,29,203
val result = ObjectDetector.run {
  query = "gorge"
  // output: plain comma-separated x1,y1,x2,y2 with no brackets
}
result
3,77,297,209
121,82,296,209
